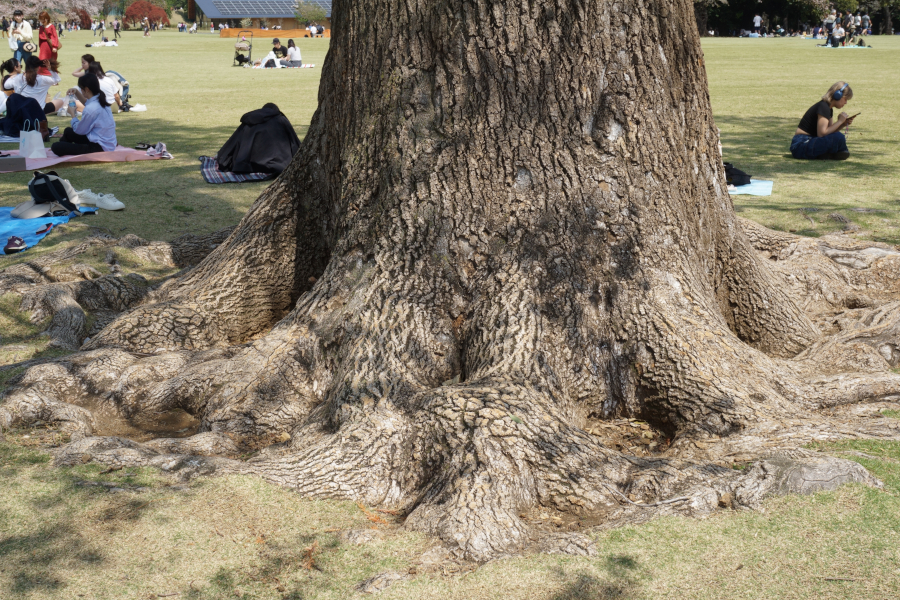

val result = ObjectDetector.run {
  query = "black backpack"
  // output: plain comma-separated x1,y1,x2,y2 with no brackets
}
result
723,163,751,186
29,171,81,215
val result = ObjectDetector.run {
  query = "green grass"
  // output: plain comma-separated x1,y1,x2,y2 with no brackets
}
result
3,31,900,600
705,36,900,243
1,430,899,600
0,29,329,246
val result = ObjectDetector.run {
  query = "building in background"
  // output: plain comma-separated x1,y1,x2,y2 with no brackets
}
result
190,0,332,32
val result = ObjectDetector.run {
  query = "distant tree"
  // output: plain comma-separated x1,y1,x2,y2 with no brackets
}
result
0,0,103,18
294,0,326,26
124,0,170,26
75,6,91,27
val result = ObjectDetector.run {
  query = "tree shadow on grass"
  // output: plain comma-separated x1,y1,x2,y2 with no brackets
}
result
550,554,643,600
715,115,896,182
1,114,309,242
0,446,162,597
181,531,343,599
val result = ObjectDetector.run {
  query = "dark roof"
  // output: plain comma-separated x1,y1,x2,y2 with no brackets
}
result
193,0,332,19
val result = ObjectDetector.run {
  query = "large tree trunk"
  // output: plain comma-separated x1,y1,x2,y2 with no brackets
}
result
4,0,900,562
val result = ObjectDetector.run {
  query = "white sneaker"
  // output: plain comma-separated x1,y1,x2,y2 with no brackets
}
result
94,194,125,210
74,190,125,211
56,107,68,117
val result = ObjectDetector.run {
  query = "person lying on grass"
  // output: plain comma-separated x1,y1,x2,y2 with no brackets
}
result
790,81,856,161
50,73,116,156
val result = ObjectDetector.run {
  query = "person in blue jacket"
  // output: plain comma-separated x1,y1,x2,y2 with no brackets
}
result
51,73,117,156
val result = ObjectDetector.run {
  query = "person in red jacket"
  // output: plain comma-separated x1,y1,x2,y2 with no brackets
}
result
37,11,60,76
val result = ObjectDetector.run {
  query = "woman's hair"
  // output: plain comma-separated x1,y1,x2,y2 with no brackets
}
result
88,61,106,78
287,39,295,48
38,11,51,25
78,73,110,108
0,57,18,78
823,81,853,103
81,53,95,65
24,56,42,87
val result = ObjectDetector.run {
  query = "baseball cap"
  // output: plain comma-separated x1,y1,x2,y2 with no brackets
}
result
272,38,280,44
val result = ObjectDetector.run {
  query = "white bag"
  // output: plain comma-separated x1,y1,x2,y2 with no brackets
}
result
19,119,47,160
8,36,17,52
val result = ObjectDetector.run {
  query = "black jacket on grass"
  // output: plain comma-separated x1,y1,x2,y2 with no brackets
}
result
0,94,46,138
216,103,300,174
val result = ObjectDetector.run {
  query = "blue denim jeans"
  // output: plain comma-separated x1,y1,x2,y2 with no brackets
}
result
14,41,32,63
790,132,848,159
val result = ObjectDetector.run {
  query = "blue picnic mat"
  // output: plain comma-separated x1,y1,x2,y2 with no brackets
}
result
730,180,773,196
1,205,97,255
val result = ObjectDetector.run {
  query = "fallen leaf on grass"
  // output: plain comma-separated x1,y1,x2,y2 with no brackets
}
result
358,502,388,524
302,540,321,571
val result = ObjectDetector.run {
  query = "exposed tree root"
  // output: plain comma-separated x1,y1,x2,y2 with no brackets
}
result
6,0,900,562
5,220,900,561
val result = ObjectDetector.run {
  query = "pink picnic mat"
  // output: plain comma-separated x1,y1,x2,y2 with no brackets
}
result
0,146,164,173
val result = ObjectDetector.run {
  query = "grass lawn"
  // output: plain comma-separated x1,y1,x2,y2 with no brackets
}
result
1,29,329,242
706,36,900,243
2,31,900,600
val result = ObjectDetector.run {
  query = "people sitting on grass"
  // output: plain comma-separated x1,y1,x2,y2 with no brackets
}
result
280,39,302,67
3,56,64,115
790,82,855,161
51,73,116,156
832,23,845,46
88,61,124,113
71,53,94,78
271,38,288,60
1,57,20,91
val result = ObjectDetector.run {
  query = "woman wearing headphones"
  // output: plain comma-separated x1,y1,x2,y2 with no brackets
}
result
791,82,856,160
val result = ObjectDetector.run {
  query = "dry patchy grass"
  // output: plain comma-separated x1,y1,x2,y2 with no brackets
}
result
2,426,899,600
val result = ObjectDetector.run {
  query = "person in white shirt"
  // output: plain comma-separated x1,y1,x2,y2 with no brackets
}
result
3,56,63,114
752,14,762,34
9,10,34,62
88,61,123,113
832,24,845,46
280,39,302,67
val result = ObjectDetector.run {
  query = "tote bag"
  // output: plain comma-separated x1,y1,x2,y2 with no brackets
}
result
19,119,47,159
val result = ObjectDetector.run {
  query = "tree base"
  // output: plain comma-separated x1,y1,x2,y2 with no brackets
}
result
3,221,900,560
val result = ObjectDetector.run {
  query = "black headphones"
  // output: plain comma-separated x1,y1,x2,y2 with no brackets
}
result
833,83,849,101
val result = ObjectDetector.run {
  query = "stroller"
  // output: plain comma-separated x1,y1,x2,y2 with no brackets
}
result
233,31,253,66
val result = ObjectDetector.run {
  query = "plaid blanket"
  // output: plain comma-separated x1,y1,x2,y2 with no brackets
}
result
199,156,274,184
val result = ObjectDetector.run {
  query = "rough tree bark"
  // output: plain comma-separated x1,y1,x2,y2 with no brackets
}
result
3,0,900,562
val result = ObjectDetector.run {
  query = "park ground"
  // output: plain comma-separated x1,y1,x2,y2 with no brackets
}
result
1,30,900,600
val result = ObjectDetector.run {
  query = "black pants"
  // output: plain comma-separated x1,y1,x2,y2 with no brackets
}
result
114,29,120,39
50,128,103,156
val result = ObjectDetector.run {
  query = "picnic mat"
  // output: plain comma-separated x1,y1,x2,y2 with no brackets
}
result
199,156,274,184
1,206,97,255
730,180,773,196
0,127,60,144
0,146,167,173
